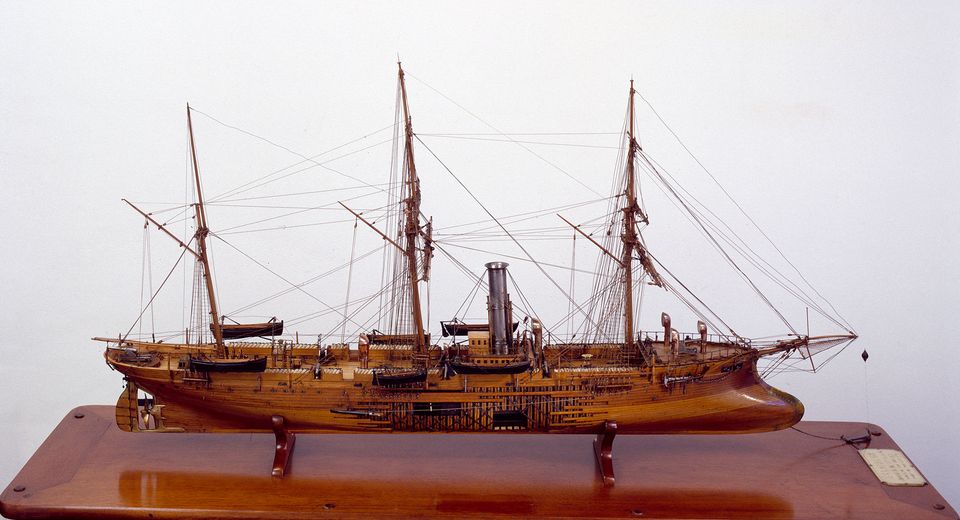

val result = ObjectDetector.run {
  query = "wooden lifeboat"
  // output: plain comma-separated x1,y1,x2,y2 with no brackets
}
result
212,318,283,340
441,321,518,337
448,358,532,375
372,368,427,385
189,356,268,373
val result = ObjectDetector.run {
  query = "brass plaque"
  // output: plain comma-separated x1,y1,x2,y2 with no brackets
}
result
859,449,927,486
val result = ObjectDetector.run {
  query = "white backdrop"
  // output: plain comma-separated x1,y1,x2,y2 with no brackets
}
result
1,0,958,510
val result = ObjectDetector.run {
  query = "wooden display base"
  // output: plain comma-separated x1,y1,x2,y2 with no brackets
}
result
270,415,295,478
2,406,956,519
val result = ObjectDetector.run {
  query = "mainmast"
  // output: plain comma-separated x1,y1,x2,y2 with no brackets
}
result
621,81,640,352
187,104,225,355
398,64,427,355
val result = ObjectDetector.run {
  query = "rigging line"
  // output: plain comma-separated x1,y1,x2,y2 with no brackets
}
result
437,237,575,244
588,273,634,342
644,203,797,334
634,93,854,333
213,137,396,202
320,294,383,337
441,229,576,236
419,132,620,136
379,80,404,332
639,154,797,334
406,72,604,197
293,293,370,330
439,234,583,241
416,136,604,334
638,244,735,337
451,269,485,320
789,426,845,442
214,189,384,234
639,155,836,324
439,228,579,236
126,201,192,207
445,223,579,234
126,329,187,338
214,183,391,204
507,271,543,323
441,214,620,238
435,197,614,232
207,239,224,338
636,269,646,335
215,218,356,236
210,233,366,329
437,241,612,276
158,211,193,229
638,191,840,332
188,107,396,201
139,223,147,340
146,226,156,336
155,204,195,229
568,232,576,338
418,134,618,149
462,281,484,320
641,152,842,328
341,218,359,343
130,203,193,215
811,338,857,372
288,286,384,325
436,226,577,236
226,245,381,315
124,203,194,231
300,284,387,330
762,354,807,379
571,213,618,233
322,273,404,339
548,276,624,338
439,210,619,239
430,240,539,329
752,333,804,341
208,203,379,210
659,277,725,340
438,224,603,236
431,241,484,286
123,246,190,342
430,243,488,319
181,143,190,338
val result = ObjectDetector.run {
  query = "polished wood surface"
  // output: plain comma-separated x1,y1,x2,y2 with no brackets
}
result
2,406,955,519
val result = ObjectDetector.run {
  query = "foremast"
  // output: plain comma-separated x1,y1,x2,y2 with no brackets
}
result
621,81,662,351
186,104,225,356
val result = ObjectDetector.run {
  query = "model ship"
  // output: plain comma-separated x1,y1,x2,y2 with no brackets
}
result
98,65,857,439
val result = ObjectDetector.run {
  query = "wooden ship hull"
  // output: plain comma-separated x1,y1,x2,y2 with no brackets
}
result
105,338,804,435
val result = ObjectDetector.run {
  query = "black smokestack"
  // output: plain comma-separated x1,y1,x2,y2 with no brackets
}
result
485,262,512,355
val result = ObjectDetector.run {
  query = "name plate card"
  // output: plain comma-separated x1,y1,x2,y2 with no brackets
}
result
859,449,927,486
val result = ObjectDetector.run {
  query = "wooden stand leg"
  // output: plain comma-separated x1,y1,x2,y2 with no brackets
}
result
593,420,617,487
271,415,296,478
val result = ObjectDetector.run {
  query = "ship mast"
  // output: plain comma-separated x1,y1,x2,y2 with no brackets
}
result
621,81,640,352
398,64,427,355
187,104,225,355
559,82,662,348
